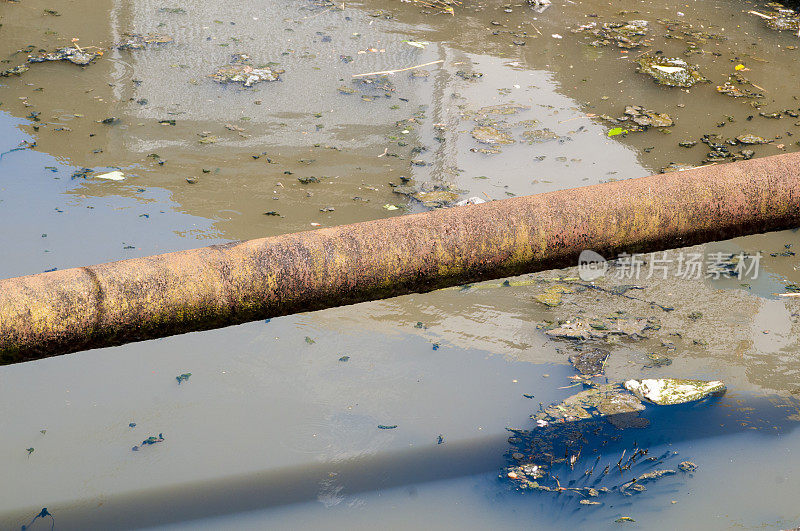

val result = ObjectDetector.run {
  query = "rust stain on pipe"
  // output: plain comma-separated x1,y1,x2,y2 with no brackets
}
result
3,152,800,364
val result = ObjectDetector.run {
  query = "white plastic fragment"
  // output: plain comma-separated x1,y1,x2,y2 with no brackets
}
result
95,170,125,181
454,197,486,207
624,378,726,405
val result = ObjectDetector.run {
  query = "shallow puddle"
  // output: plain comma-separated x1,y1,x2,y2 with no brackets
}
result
2,0,800,528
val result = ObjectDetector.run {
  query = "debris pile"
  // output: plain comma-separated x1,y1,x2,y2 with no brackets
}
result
635,53,707,88
115,33,174,50
28,46,102,66
571,20,652,48
211,54,283,87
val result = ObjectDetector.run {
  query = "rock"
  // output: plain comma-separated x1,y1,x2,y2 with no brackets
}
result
624,378,726,405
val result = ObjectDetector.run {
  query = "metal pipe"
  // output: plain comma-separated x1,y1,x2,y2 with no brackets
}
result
3,152,800,364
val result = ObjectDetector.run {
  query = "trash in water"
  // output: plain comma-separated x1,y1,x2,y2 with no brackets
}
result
644,352,672,368
95,170,125,181
28,45,102,66
115,33,174,50
132,433,165,451
534,283,575,307
571,20,652,49
392,180,464,208
749,6,800,34
471,126,515,145
622,105,674,128
569,348,611,375
624,378,726,405
736,134,770,145
211,54,283,87
0,64,29,77
545,317,654,342
176,373,192,384
21,508,54,530
454,197,486,206
635,53,707,87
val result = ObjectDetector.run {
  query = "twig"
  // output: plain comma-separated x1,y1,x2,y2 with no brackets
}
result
352,59,444,78
747,10,773,19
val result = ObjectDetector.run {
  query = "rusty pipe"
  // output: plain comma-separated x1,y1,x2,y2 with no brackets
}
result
3,152,800,364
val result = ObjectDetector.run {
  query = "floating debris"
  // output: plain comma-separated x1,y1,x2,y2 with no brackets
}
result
21,508,54,530
749,6,800,34
660,162,696,173
645,352,672,368
635,53,707,88
392,181,463,208
211,54,283,87
132,433,165,451
454,197,486,207
569,348,610,375
624,378,726,405
471,126,515,145
736,133,769,145
0,64,29,77
461,103,530,124
623,105,673,128
717,82,764,99
406,0,461,15
522,129,559,143
572,20,651,49
95,170,125,181
377,424,398,430
536,383,646,425
115,33,174,50
534,283,575,307
176,373,191,384
545,317,653,342
28,46,102,66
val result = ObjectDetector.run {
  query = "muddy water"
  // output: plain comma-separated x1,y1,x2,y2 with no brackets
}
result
1,0,800,528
